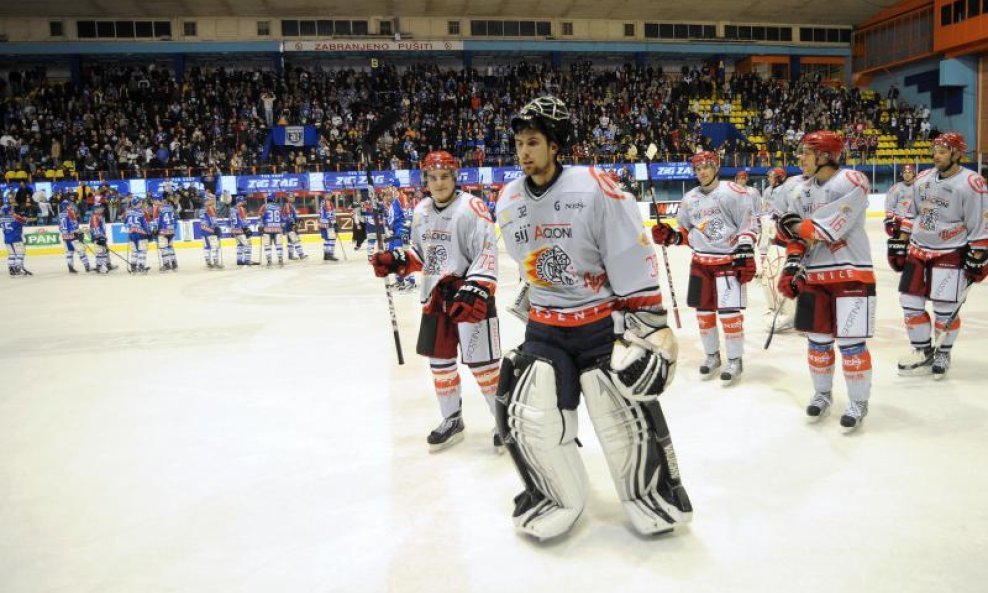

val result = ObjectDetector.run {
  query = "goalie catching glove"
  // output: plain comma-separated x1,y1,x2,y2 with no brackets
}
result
608,311,678,401
370,249,410,277
448,281,492,323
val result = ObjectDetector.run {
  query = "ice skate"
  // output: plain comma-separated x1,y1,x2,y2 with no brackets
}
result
699,352,721,380
323,253,331,261
932,350,951,380
897,346,933,375
492,428,504,455
720,357,742,385
288,253,298,260
427,411,464,452
840,400,869,431
68,264,78,274
806,391,832,421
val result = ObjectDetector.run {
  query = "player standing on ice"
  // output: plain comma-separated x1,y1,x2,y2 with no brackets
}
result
318,194,339,261
883,164,916,239
259,194,284,266
1,201,31,275
370,150,502,453
282,193,307,261
889,132,987,379
88,203,111,274
652,151,757,385
124,195,151,274
58,197,93,274
776,131,875,430
495,96,689,540
384,188,416,292
230,195,254,267
153,195,178,271
199,196,223,269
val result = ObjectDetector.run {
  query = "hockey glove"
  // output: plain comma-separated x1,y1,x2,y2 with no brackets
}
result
964,246,988,283
733,243,756,284
95,236,107,247
609,310,678,401
74,231,86,244
777,212,803,242
777,254,806,300
448,281,492,323
883,215,899,238
651,222,683,246
370,249,409,277
245,228,253,238
886,237,908,272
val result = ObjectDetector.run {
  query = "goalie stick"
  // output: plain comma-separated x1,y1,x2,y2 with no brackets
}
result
362,109,405,365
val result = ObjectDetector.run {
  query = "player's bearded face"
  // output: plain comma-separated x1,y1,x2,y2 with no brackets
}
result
515,130,556,179
694,164,717,187
932,146,955,173
426,169,456,204
902,170,915,183
798,146,820,177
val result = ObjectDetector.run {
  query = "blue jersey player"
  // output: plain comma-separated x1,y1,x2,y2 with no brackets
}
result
258,194,284,266
281,194,307,260
385,192,416,291
153,195,179,271
124,195,151,273
318,194,339,261
1,203,31,275
88,203,114,274
198,196,224,269
58,198,92,273
230,196,255,266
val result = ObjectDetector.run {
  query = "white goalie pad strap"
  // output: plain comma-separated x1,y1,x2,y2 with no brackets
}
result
501,350,587,514
581,367,691,533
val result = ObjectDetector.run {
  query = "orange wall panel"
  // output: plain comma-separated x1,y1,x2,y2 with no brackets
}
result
933,0,988,54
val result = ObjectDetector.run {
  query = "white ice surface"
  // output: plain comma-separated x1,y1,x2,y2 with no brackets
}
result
2,219,987,593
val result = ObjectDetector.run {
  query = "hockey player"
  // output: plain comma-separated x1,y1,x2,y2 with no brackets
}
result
494,96,689,540
199,196,223,269
124,195,151,273
88,203,111,273
889,132,987,379
384,189,416,291
58,197,93,273
282,194,307,260
760,167,801,332
318,194,339,261
883,164,916,238
361,198,384,261
776,131,875,430
154,194,178,270
1,202,30,275
230,195,254,266
370,150,502,453
652,151,757,385
258,194,284,266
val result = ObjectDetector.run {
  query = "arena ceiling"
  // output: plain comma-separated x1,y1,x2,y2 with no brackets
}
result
0,0,896,27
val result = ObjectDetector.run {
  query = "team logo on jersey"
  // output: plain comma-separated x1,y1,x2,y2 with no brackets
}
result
919,205,938,232
424,244,448,276
699,217,727,242
524,245,577,287
583,271,607,293
469,197,493,222
970,175,988,194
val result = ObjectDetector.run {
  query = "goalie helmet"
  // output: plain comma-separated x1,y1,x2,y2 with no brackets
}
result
510,95,572,148
932,132,966,154
800,131,844,163
690,151,720,170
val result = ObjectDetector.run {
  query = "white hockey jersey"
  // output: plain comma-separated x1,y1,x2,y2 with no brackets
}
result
884,180,915,220
771,175,809,216
676,181,757,265
496,166,663,327
408,191,498,304
781,168,874,285
900,167,988,258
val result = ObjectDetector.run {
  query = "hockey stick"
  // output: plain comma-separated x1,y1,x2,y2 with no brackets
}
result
645,143,682,329
934,279,973,352
363,110,405,365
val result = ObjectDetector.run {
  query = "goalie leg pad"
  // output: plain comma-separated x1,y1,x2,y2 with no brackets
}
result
496,349,587,541
581,367,693,535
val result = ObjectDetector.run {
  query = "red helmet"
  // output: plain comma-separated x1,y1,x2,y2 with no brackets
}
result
735,170,749,180
770,167,787,181
800,131,844,162
901,164,915,176
421,150,458,173
690,151,720,170
932,132,967,154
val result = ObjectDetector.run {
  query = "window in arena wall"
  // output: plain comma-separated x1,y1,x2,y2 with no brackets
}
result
154,21,171,37
116,21,134,37
352,21,369,35
49,21,64,37
96,21,114,37
135,21,153,37
300,20,316,36
562,22,573,36
624,23,635,37
448,21,460,35
379,20,393,36
257,20,270,36
969,0,981,18
183,22,197,37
